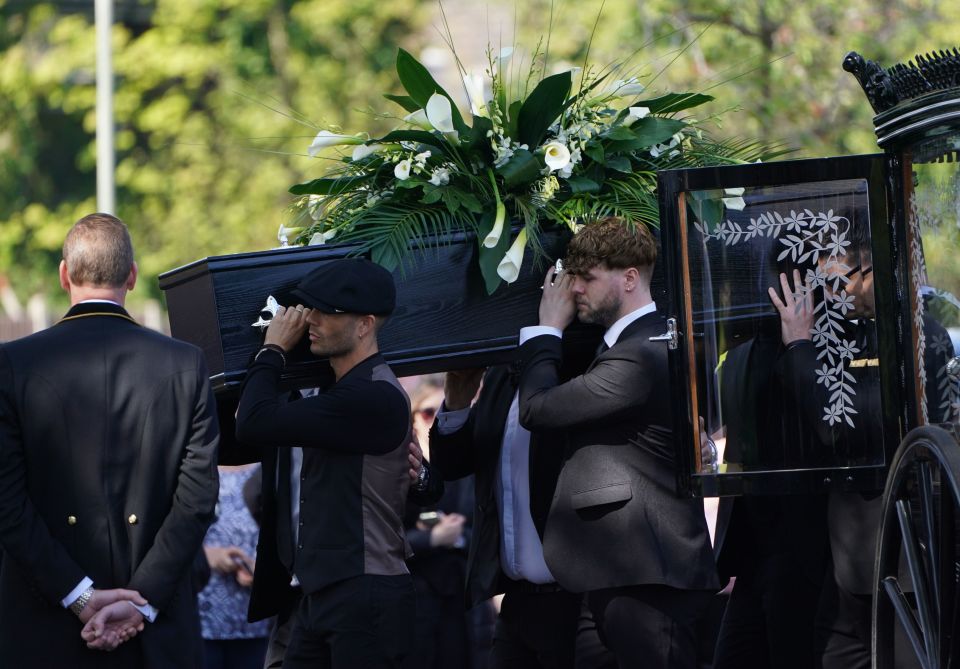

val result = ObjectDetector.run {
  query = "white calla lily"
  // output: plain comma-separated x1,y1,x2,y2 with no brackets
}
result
426,93,456,134
351,143,381,161
308,229,338,246
609,78,646,97
403,109,432,130
394,158,413,181
497,228,528,284
277,224,304,247
307,130,364,157
482,169,506,248
543,141,571,172
463,73,486,116
623,106,651,126
498,47,514,62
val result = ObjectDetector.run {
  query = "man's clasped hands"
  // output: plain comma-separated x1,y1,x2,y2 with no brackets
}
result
75,588,149,652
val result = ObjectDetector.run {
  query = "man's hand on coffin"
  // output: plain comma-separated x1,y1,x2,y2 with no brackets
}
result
264,304,310,352
443,368,485,410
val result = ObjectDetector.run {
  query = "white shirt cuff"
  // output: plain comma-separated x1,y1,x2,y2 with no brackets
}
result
519,325,563,345
61,577,94,608
436,405,470,435
132,602,158,623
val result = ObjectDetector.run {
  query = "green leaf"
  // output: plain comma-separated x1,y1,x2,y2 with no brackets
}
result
604,125,640,141
607,117,686,152
565,176,601,194
395,48,467,133
495,149,542,189
476,209,511,294
443,189,483,214
383,94,420,112
605,156,632,173
373,130,451,154
463,114,494,153
289,174,371,196
634,92,714,115
584,143,604,163
517,71,572,148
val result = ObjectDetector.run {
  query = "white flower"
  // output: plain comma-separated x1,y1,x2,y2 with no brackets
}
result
277,224,304,246
623,106,650,126
543,141,571,172
498,47,514,63
351,143,381,162
497,228,528,283
403,109,432,130
414,150,432,165
463,72,486,116
426,93,455,134
307,194,325,221
307,131,364,157
394,158,413,181
609,77,646,97
429,167,451,186
308,229,338,246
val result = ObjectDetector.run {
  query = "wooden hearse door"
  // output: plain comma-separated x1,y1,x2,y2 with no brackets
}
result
655,154,924,499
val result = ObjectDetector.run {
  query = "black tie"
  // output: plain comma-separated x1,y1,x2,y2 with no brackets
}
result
275,447,294,572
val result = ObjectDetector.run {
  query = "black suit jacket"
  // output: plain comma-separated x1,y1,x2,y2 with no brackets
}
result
429,364,566,607
519,312,719,593
0,302,220,668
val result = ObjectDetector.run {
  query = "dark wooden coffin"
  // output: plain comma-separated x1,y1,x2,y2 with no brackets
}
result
159,227,603,395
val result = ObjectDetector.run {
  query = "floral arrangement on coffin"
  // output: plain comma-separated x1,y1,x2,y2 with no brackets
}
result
288,43,785,293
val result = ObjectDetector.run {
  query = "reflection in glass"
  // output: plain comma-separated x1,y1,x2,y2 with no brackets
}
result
908,143,960,426
684,179,887,476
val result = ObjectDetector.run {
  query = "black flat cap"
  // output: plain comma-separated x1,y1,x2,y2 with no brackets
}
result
292,258,396,315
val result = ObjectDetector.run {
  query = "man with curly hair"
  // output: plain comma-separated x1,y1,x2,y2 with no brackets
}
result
517,217,718,667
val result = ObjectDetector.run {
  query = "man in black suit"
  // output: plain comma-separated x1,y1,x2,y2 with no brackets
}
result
235,258,416,669
429,362,583,669
517,218,719,667
0,212,220,667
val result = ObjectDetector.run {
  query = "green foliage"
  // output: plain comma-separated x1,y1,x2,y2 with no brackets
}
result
0,0,428,307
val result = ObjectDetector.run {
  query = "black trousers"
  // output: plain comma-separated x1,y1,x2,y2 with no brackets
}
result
713,553,823,669
586,585,712,669
284,575,415,669
490,588,580,669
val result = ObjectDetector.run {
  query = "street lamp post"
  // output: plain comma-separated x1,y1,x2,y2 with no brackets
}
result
95,0,114,214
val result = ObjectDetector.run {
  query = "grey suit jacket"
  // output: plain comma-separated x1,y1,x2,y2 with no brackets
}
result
518,312,718,593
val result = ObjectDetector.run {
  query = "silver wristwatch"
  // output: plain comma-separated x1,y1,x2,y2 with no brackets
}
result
69,586,94,618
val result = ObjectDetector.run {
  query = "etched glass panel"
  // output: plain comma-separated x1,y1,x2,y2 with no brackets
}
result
684,179,888,475
908,139,960,426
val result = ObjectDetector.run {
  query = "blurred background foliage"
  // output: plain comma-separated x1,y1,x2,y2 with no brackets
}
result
0,0,959,311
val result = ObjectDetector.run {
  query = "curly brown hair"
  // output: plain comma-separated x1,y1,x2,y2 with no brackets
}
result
563,217,657,276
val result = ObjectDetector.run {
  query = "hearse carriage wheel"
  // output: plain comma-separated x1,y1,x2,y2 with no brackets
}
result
873,425,960,669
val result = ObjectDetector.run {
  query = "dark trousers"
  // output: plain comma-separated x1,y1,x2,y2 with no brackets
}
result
586,585,712,669
284,575,415,669
264,597,299,669
203,638,269,669
490,588,580,669
713,553,823,669
402,572,470,669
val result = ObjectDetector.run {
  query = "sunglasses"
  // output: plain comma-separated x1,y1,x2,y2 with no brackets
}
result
843,264,873,280
416,406,438,420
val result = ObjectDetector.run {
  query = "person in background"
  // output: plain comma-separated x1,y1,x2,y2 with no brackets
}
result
0,212,220,666
403,378,494,669
199,463,271,669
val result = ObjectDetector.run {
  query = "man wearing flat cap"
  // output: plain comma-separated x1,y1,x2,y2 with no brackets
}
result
235,258,414,669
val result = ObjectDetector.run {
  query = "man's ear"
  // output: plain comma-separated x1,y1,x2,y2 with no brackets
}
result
59,260,71,292
623,266,640,292
125,262,138,292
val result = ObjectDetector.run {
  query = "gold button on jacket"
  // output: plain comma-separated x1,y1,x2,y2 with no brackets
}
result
127,514,138,525
67,515,77,526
